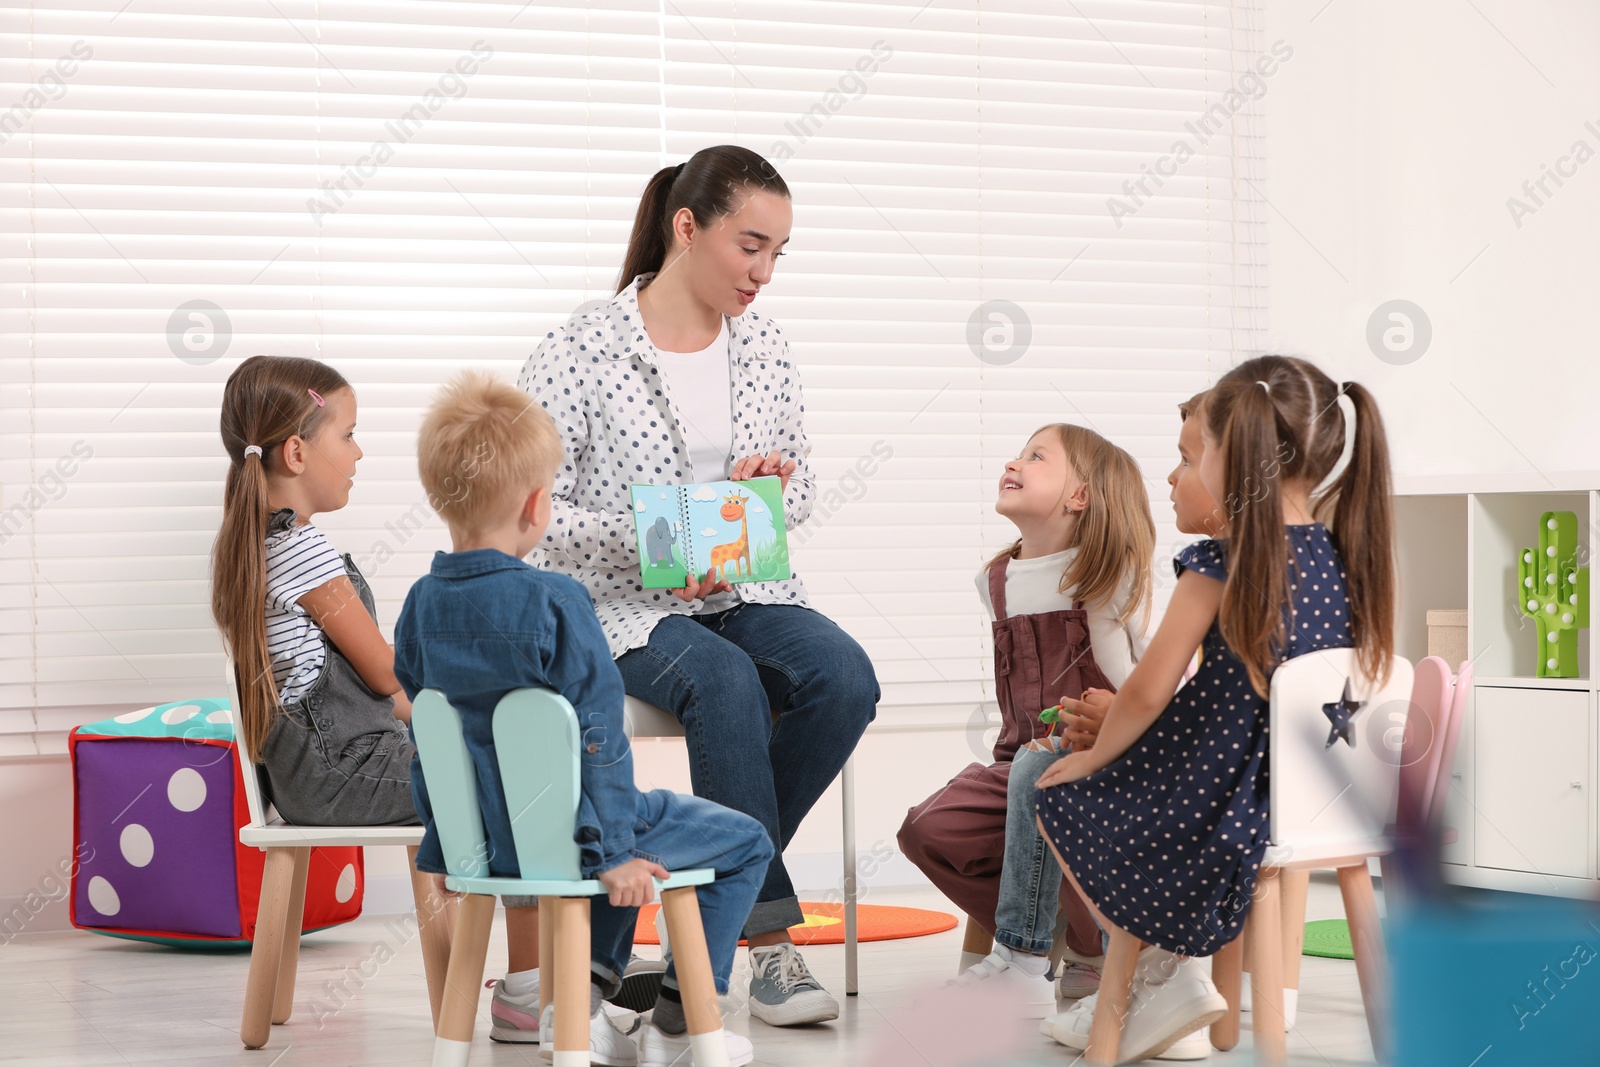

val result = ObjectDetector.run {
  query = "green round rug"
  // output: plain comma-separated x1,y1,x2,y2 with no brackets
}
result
1302,918,1355,959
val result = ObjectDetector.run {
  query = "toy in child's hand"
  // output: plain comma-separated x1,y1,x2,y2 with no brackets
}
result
1039,704,1063,736
1517,511,1590,678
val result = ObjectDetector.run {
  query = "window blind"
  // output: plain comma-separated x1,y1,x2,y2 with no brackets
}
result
1,0,1266,756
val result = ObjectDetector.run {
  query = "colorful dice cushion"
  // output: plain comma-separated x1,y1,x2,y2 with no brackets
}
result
69,698,363,945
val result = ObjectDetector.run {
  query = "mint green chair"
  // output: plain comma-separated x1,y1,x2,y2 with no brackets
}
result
411,687,727,1067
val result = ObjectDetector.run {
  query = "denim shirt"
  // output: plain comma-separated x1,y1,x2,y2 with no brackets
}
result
394,548,640,878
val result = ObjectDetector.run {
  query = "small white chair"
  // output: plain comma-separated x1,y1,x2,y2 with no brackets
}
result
234,729,454,1049
1086,650,1415,1066
624,696,861,994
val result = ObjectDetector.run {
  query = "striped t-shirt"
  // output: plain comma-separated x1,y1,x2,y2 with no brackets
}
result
265,519,348,704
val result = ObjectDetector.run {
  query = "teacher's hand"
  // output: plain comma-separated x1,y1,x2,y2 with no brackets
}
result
672,568,733,604
730,450,798,493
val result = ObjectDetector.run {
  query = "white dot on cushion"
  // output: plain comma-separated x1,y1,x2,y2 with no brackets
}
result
167,767,207,812
114,707,154,724
120,824,154,867
334,864,357,904
206,709,233,724
87,876,121,916
160,705,201,724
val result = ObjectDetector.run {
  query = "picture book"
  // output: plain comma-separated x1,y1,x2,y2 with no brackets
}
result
629,476,790,589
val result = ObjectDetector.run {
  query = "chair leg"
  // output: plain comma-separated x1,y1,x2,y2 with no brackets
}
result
1209,935,1242,1051
407,845,454,1033
960,915,994,969
1086,925,1142,1066
553,896,592,1067
662,886,731,1067
269,847,311,1025
1338,863,1390,1062
1280,868,1310,1020
539,896,555,1015
434,892,495,1067
240,847,297,1049
841,753,859,996
1248,867,1287,1066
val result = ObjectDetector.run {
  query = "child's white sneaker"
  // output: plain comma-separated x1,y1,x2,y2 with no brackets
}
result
1042,948,1225,1063
946,946,1055,1018
638,1024,754,1067
1043,996,1214,1059
537,1002,640,1066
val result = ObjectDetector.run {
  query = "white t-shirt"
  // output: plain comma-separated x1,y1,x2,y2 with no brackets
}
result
975,547,1148,689
264,519,347,703
651,318,734,481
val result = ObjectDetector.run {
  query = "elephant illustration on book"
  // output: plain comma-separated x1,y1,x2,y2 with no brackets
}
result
646,516,678,569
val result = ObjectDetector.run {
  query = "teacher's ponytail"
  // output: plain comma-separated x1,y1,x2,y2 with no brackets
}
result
617,145,790,293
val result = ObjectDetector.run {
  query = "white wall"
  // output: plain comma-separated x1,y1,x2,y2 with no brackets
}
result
1263,0,1598,480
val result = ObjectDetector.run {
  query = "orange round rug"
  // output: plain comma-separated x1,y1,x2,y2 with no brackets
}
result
632,902,957,946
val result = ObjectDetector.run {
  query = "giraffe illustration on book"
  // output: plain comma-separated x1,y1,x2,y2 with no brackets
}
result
709,490,752,582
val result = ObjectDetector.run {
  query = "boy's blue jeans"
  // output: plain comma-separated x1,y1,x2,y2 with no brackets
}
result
615,603,879,938
995,737,1072,956
587,790,773,995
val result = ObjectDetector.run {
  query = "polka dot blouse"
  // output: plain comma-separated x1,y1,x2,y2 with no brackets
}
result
1036,524,1354,957
515,274,816,659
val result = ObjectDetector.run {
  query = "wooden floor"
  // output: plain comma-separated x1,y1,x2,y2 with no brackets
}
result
4,881,1383,1066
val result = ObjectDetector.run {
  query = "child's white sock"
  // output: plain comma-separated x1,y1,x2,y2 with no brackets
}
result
500,966,539,997
992,943,1051,977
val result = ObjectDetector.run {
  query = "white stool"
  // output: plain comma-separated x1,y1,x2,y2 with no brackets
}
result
623,696,860,995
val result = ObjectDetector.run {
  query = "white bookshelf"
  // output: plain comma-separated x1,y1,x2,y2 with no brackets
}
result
1393,472,1598,898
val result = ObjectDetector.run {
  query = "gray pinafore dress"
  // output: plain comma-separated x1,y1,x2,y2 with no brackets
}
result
257,511,418,826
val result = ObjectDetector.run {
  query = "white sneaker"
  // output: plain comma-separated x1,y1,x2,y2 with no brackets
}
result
1240,982,1299,1028
538,1002,640,1066
1043,996,1212,1059
638,1024,754,1067
1043,948,1226,1063
945,948,1055,1019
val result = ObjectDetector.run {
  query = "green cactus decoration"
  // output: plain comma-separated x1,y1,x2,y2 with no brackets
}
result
1517,511,1590,678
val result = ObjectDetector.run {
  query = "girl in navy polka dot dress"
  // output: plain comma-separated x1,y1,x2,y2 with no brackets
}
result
1033,356,1397,1060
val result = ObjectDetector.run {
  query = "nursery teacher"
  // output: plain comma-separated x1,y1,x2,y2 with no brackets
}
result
517,145,879,1027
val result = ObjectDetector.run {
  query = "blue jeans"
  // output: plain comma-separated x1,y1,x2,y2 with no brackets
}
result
615,603,879,937
589,790,774,995
995,737,1070,956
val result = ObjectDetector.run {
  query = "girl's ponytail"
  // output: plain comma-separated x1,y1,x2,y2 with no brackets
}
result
1207,355,1397,696
211,355,349,762
615,145,791,293
1214,379,1289,697
1324,381,1395,689
212,451,276,761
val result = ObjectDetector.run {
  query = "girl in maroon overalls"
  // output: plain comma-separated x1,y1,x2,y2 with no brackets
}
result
898,423,1155,1016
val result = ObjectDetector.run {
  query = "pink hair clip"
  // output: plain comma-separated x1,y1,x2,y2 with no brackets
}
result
307,388,325,407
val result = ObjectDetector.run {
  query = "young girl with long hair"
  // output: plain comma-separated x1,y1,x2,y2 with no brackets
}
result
1034,356,1394,1060
211,354,415,826
898,422,1155,1017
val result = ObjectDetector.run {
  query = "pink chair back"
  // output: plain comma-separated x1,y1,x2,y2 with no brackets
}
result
1396,656,1453,833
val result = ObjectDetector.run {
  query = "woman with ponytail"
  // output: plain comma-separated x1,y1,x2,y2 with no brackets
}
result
518,146,877,1027
212,355,416,826
1031,355,1395,1059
